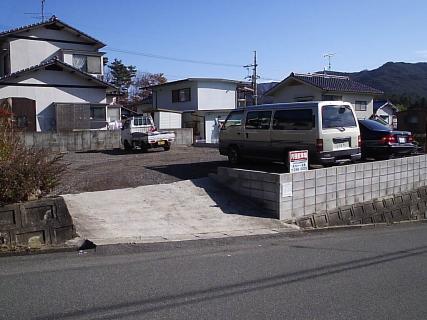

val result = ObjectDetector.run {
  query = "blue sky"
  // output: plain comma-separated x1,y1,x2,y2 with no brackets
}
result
1,0,426,82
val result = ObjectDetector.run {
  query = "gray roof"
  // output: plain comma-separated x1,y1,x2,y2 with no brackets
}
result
266,72,383,96
148,78,249,89
0,58,117,90
0,16,105,48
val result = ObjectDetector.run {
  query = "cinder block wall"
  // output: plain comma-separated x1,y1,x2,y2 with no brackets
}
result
213,155,427,223
21,128,194,152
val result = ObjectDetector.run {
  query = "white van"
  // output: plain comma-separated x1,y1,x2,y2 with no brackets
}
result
219,101,361,166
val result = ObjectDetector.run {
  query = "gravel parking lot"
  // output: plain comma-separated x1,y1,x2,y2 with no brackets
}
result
54,146,227,194
54,145,290,195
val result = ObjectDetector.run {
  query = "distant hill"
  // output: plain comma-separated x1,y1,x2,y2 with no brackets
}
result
259,62,427,107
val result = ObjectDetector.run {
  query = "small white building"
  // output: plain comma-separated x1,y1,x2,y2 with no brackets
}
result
264,73,383,119
373,100,398,128
150,78,248,143
0,16,119,132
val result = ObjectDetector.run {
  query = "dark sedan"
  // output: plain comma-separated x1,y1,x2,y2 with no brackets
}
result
358,119,417,160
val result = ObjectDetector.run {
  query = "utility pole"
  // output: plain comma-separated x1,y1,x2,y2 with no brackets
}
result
41,0,45,22
244,51,260,105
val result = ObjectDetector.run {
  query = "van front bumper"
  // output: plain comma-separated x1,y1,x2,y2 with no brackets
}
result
318,148,361,164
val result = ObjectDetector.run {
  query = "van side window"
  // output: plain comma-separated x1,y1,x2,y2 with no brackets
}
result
223,111,244,128
245,111,272,130
273,109,314,130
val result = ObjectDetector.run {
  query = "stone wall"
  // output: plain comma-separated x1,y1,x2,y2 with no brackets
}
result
0,197,75,248
20,128,194,152
212,155,427,225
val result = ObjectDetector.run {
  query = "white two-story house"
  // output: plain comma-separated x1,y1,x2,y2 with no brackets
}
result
150,78,249,143
264,73,383,119
0,16,120,132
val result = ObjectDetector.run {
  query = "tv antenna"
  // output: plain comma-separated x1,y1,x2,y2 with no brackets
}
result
323,53,336,71
24,0,51,22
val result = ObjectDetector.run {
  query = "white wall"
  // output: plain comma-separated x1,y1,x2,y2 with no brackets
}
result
9,27,100,72
153,82,198,111
342,93,374,119
154,111,182,129
0,69,107,131
270,82,322,103
197,81,237,110
204,111,230,143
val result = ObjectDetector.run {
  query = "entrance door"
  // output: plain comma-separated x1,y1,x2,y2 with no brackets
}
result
11,98,36,132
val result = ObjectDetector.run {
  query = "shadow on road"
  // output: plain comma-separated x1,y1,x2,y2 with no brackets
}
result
34,244,427,320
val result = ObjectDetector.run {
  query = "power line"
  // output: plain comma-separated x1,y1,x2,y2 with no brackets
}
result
105,47,244,68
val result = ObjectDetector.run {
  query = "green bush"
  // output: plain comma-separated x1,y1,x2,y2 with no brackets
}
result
0,110,65,206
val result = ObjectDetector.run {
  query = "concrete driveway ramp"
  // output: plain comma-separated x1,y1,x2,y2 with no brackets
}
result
62,178,294,245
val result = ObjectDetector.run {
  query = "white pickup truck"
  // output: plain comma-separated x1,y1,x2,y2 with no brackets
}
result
121,114,175,151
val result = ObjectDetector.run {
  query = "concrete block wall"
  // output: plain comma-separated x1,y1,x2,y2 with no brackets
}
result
0,197,75,248
213,154,427,223
20,128,193,153
212,167,281,217
279,155,427,221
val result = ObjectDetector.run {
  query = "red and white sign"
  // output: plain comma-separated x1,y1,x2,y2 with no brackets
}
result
289,150,309,173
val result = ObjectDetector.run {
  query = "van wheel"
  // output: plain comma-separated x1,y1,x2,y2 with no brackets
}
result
124,140,132,151
228,146,240,165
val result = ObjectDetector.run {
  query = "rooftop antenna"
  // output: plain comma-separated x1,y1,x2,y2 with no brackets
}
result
323,53,336,72
24,0,49,22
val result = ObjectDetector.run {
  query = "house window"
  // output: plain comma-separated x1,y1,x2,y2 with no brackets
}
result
355,101,367,111
172,88,191,103
90,106,106,121
73,55,102,74
322,95,342,101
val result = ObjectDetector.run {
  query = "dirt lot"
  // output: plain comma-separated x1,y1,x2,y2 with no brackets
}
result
54,145,289,195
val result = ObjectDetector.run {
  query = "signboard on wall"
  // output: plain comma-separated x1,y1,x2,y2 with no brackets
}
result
289,150,308,173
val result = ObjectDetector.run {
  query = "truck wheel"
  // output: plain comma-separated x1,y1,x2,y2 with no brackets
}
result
124,140,132,152
163,144,171,151
228,146,240,165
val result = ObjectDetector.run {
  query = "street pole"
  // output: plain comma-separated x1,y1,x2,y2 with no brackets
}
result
253,51,258,105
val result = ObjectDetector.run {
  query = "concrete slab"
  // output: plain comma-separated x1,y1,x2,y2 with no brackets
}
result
62,178,295,245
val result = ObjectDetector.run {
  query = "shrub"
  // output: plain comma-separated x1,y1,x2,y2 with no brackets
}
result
0,110,65,206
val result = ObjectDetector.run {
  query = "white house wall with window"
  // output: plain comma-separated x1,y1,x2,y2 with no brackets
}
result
150,78,246,143
265,73,382,119
0,16,118,132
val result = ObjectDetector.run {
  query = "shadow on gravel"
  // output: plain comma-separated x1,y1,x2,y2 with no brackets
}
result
75,148,165,156
146,161,230,180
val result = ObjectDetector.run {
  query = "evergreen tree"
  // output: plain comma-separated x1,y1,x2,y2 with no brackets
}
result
107,59,137,94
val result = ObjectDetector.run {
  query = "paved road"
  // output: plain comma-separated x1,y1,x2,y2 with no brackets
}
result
2,224,427,319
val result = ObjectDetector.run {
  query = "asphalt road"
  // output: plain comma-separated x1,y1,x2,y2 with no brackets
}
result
2,224,427,319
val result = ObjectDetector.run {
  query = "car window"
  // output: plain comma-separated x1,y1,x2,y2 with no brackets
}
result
133,116,151,126
273,109,314,130
359,119,390,131
245,111,272,130
223,111,244,129
322,105,357,129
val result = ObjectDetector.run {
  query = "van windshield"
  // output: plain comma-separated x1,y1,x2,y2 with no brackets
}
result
322,105,357,129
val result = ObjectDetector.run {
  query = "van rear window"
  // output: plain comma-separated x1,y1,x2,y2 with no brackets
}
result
322,105,356,129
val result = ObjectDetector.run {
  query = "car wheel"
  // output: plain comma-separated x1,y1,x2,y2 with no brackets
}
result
228,146,240,165
123,140,132,151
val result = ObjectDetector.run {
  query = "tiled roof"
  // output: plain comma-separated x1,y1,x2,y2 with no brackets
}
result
0,16,105,48
0,58,117,90
266,72,383,96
